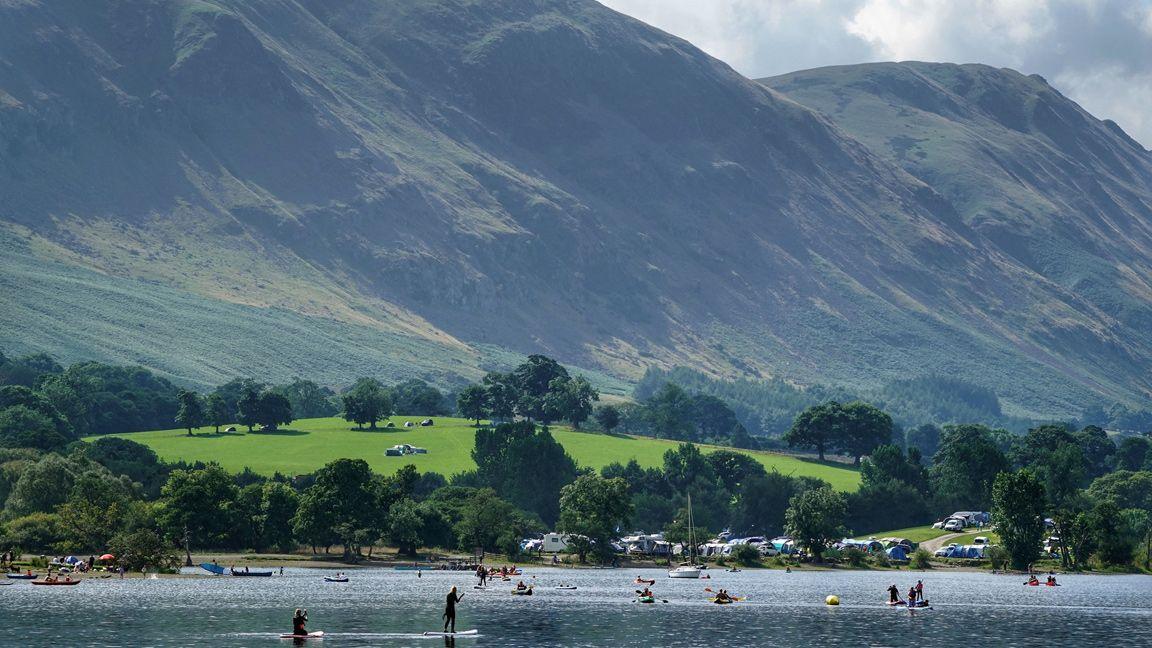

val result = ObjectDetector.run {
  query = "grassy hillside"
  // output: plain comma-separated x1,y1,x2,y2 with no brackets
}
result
4,1,1147,415
87,416,860,491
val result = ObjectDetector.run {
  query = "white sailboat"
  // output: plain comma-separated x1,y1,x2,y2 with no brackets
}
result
668,493,703,578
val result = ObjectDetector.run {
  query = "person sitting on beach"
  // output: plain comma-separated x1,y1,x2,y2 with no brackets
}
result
292,608,308,636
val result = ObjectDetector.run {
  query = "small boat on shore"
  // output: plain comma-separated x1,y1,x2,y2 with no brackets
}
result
200,563,226,575
5,573,36,580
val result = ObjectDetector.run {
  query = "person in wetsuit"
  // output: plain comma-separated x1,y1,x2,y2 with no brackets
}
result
888,584,900,603
292,608,308,636
443,586,465,633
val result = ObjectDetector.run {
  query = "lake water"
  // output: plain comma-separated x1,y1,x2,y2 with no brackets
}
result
3,567,1150,646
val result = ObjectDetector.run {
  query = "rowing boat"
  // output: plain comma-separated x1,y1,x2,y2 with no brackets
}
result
231,568,273,577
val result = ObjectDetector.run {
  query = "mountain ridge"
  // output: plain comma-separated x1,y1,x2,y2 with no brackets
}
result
2,1,1149,414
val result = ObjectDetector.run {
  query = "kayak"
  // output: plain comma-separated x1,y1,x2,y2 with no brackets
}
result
555,585,578,590
511,588,533,596
422,630,479,637
637,596,656,604
634,579,656,585
31,580,82,586
323,576,348,583
200,563,227,575
5,574,36,580
279,631,324,639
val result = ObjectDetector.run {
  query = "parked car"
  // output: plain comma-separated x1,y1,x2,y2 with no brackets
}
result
972,536,989,546
944,519,964,532
934,543,961,558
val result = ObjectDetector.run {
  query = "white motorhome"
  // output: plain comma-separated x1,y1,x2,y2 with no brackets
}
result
542,533,570,553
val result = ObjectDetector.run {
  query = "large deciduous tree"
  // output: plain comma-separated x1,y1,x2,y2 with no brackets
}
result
456,385,488,426
157,464,238,562
472,421,577,526
341,378,391,430
991,469,1046,570
512,355,570,421
175,389,205,436
558,474,632,563
839,401,893,465
784,485,847,562
930,424,1010,511
784,401,842,461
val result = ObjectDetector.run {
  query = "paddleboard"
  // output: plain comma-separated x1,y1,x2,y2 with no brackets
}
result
422,630,479,637
554,585,577,590
279,631,324,639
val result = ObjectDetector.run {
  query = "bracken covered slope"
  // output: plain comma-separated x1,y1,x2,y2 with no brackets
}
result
1,1,1148,413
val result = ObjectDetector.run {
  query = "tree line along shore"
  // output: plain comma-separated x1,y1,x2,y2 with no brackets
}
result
1,350,1151,574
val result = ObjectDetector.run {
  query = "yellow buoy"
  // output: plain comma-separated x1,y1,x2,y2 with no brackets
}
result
825,595,840,606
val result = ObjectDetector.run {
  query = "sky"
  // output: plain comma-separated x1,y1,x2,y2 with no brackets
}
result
600,0,1152,148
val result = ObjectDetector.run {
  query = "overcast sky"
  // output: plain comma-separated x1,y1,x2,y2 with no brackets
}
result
601,0,1152,148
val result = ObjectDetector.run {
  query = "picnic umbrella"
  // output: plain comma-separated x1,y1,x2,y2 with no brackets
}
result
99,554,115,561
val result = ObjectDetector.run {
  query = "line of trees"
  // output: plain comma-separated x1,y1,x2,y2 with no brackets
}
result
455,355,599,428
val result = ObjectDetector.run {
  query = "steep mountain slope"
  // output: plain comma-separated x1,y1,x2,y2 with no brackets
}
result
0,1,1147,413
764,63,1152,410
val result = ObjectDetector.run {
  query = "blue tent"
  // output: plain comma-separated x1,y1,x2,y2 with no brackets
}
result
962,546,985,559
886,546,909,561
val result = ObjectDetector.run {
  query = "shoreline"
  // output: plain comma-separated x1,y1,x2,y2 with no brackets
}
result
10,551,1139,579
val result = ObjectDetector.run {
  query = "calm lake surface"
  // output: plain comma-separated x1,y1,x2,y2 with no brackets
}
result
3,567,1150,647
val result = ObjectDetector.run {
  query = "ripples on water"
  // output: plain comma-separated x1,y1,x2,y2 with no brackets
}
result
2,567,1150,647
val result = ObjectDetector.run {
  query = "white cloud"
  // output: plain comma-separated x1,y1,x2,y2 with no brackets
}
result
601,0,1152,147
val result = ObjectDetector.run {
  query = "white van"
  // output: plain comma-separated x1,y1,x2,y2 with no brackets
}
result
542,533,570,553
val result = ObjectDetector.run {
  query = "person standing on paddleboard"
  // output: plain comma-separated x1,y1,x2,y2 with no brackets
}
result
292,609,308,636
915,580,924,604
888,584,900,603
443,586,465,634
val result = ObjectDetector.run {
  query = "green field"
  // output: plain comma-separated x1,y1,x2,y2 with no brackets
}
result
88,416,860,491
854,526,951,543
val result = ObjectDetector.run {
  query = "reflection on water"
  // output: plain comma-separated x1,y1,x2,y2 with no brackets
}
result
2,567,1150,646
